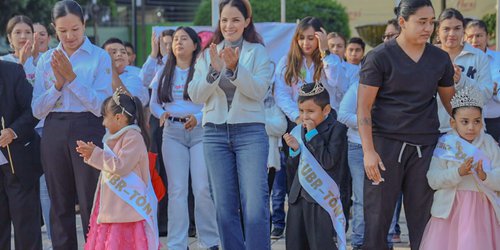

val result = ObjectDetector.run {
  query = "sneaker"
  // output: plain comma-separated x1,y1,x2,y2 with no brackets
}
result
392,234,402,243
270,227,284,239
207,246,219,250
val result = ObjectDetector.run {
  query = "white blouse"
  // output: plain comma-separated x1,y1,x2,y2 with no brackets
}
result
274,54,347,121
32,37,113,119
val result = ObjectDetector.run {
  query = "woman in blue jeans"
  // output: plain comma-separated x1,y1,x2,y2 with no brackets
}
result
150,26,219,250
188,0,273,249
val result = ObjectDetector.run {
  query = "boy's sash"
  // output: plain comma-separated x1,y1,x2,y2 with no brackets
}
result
434,134,500,208
291,126,346,250
102,144,159,250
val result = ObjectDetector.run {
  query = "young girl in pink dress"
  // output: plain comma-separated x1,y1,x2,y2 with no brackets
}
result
76,89,159,250
420,87,500,250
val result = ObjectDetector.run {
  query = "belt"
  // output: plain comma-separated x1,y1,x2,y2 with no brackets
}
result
168,116,187,123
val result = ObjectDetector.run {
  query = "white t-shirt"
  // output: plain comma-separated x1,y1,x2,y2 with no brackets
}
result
149,66,203,122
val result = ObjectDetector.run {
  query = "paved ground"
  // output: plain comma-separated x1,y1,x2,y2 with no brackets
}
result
14,214,412,250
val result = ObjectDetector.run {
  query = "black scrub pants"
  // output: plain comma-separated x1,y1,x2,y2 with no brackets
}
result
41,112,103,250
363,135,435,250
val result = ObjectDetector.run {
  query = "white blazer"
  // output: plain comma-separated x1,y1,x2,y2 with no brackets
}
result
188,40,272,125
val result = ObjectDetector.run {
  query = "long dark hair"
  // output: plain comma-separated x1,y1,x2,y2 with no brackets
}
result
284,17,324,86
101,95,150,148
157,26,201,103
207,0,263,49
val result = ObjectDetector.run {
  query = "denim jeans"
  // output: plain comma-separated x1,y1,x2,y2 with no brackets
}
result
348,142,395,248
36,127,52,242
271,151,287,230
162,121,219,250
203,123,270,250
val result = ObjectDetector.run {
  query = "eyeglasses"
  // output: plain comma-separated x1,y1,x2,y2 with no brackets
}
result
382,33,399,41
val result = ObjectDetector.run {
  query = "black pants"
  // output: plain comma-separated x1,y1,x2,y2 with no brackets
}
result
0,166,42,250
286,197,338,250
363,136,435,250
485,117,500,142
41,113,103,250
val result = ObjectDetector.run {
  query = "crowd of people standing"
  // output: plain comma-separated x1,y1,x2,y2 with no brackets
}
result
1,0,499,250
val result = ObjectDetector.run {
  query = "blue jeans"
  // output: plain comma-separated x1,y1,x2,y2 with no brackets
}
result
162,122,219,249
36,127,52,242
203,123,270,250
348,142,395,248
271,152,287,230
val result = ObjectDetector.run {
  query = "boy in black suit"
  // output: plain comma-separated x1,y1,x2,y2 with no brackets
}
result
283,82,348,250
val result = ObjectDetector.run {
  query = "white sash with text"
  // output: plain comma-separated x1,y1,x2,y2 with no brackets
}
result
102,144,159,250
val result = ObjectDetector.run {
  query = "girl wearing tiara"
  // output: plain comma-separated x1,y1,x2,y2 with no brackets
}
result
420,87,500,249
76,89,159,250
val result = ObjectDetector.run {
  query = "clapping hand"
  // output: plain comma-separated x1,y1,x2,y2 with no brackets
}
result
221,47,240,71
19,39,33,65
76,140,96,161
209,43,224,73
150,32,159,58
458,157,474,176
475,159,487,181
52,50,76,82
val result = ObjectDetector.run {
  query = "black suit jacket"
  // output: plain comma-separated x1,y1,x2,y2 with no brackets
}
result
288,114,349,204
0,61,41,188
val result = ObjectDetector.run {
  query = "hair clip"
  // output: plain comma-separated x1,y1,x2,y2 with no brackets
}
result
298,82,325,97
112,87,133,116
450,86,484,109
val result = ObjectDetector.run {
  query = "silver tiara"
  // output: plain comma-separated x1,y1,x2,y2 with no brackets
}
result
298,82,325,97
450,86,484,109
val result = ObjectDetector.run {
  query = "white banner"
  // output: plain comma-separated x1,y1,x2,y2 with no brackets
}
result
153,22,297,65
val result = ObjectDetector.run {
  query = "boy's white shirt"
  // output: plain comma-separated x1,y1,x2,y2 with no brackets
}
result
427,130,500,224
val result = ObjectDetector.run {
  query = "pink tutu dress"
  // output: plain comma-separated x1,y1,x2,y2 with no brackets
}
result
420,189,500,250
84,190,149,250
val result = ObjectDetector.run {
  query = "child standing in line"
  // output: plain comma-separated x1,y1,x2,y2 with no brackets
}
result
420,87,500,250
283,82,348,250
76,89,159,250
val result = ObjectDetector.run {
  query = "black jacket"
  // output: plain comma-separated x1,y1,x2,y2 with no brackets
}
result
0,61,41,187
288,114,349,204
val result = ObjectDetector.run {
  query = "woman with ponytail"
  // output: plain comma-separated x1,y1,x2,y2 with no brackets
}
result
31,1,112,248
149,26,220,250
